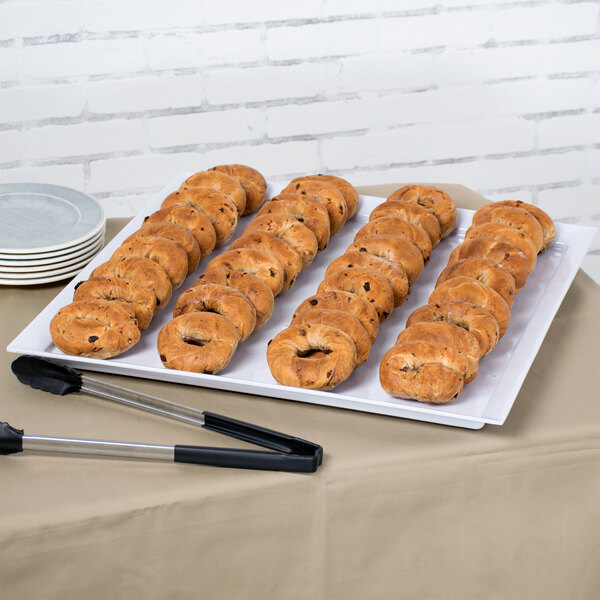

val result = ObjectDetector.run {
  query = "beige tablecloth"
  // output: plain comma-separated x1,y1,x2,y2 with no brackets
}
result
1,184,599,600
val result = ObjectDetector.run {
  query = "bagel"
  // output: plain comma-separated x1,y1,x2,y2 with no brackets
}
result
474,200,555,252
464,223,537,272
406,301,499,359
128,222,200,276
287,174,359,218
281,179,348,235
294,308,371,367
161,188,238,246
355,216,432,263
230,231,303,293
369,200,442,248
346,234,424,285
257,193,331,251
157,312,239,374
317,267,395,322
429,276,511,338
210,164,266,215
182,169,246,215
292,290,379,343
379,341,467,404
73,276,156,331
194,269,274,330
91,256,172,313
173,283,256,342
267,323,357,390
396,321,480,383
205,248,285,296
111,236,189,289
472,205,544,253
143,205,216,259
447,237,529,292
50,299,140,359
386,185,457,238
325,251,409,308
436,258,516,308
243,213,318,269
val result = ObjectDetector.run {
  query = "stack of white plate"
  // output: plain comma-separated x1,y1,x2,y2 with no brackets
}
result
0,183,106,286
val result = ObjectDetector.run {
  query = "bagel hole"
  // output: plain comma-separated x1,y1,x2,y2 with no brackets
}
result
297,348,332,358
183,337,208,347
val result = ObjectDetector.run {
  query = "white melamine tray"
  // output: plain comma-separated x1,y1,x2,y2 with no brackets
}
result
8,175,596,429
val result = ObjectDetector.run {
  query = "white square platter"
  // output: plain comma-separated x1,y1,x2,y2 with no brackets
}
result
8,174,597,429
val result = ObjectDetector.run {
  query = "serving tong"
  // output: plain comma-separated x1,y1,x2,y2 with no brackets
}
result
2,356,322,473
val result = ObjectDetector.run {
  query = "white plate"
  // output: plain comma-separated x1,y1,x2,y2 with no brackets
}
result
0,236,105,273
7,174,596,429
0,183,105,254
0,227,105,264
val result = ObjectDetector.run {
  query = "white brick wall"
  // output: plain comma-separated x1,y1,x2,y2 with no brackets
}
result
0,0,598,281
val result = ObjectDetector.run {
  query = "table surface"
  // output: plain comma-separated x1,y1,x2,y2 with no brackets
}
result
1,183,599,600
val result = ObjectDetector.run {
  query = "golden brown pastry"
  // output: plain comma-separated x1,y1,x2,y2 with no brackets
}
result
435,258,516,308
157,312,239,374
50,299,141,359
406,301,499,359
143,204,216,260
379,341,467,404
281,179,348,235
292,290,379,343
429,276,510,338
287,174,359,218
317,267,395,322
395,321,480,384
73,276,156,331
257,193,331,251
210,164,267,215
205,248,285,296
447,237,529,293
194,270,274,331
91,256,172,313
230,232,303,293
295,308,371,367
346,234,424,285
355,217,433,263
181,169,246,215
387,185,457,239
111,236,189,289
173,283,256,342
325,251,409,308
267,323,357,390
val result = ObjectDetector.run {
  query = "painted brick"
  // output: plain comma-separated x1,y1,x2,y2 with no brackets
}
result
481,151,586,188
433,45,542,85
0,163,85,189
201,141,320,179
98,194,149,218
485,78,594,117
0,84,84,123
204,1,322,24
146,29,263,71
493,3,599,42
82,0,200,33
538,184,600,219
0,129,22,164
86,75,204,114
0,2,79,40
321,129,429,170
483,189,534,204
541,39,600,75
22,39,144,80
0,46,17,81
148,108,264,148
429,118,536,160
266,20,378,61
323,0,433,14
24,119,144,160
339,54,434,93
206,64,321,105
382,10,491,51
89,152,203,193
538,113,600,149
